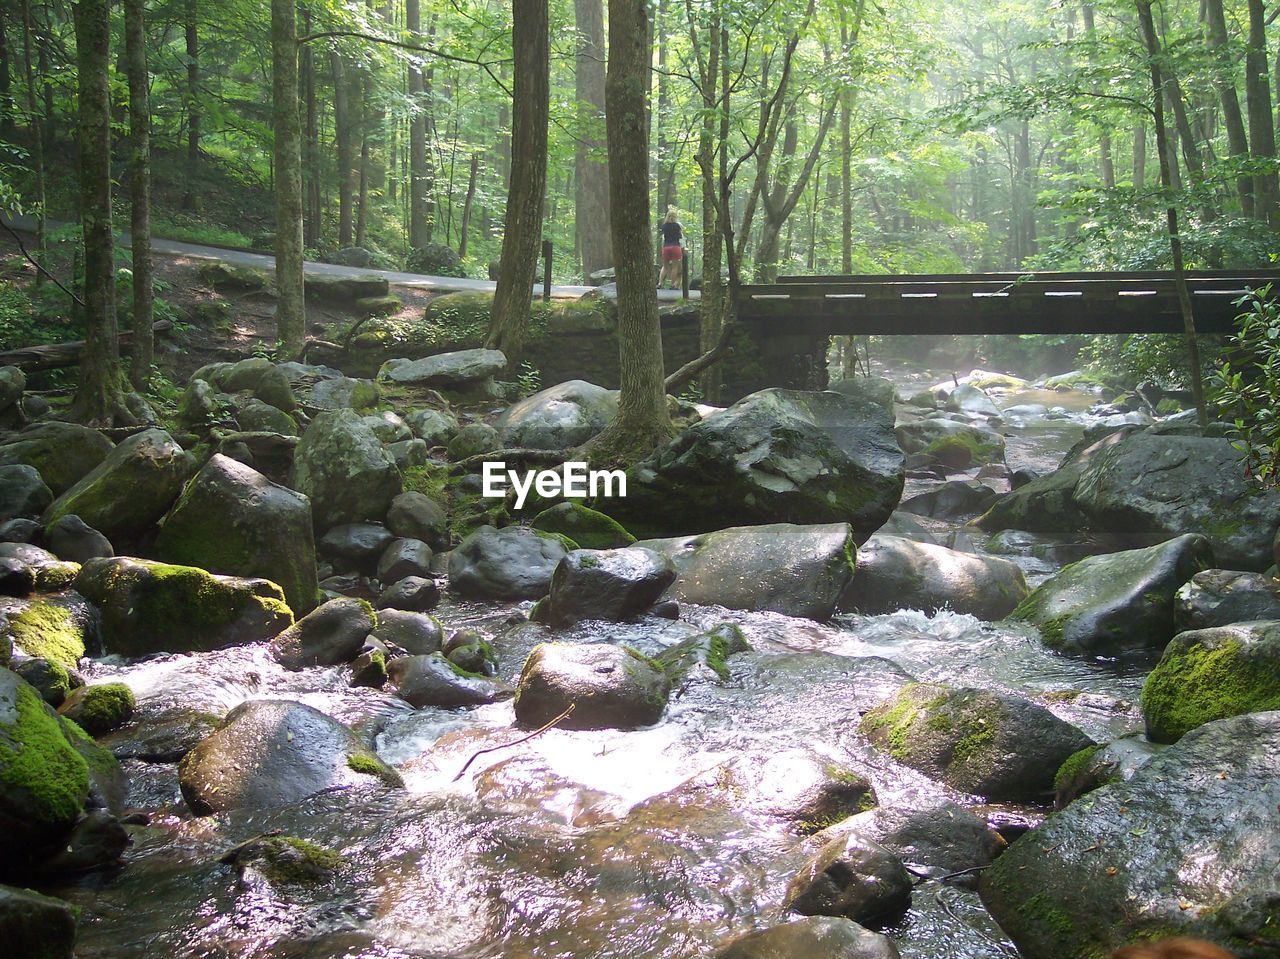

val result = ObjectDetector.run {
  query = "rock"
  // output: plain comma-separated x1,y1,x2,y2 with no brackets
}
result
514,642,671,730
350,639,389,688
155,454,318,614
356,295,403,318
199,261,267,290
13,658,76,706
0,465,52,521
654,623,751,685
325,246,376,268
42,428,190,546
34,807,129,874
818,803,1005,882
376,575,441,613
446,422,500,460
406,242,466,277
784,834,913,927
0,422,115,494
1052,736,1163,809
711,917,900,959
387,653,501,707
0,558,34,597
615,389,904,541
361,411,412,443
837,536,1028,620
376,538,433,585
0,884,78,959
636,522,856,621
379,348,508,388
74,557,293,657
1009,534,1214,657
0,594,96,668
0,542,79,592
945,383,1001,417
494,380,619,449
270,598,376,670
447,526,568,600
57,682,135,735
1073,431,1280,570
387,436,428,470
405,408,459,446
220,834,345,886
0,518,41,544
533,548,676,628
897,480,998,520
45,515,113,563
307,376,380,411
1174,569,1280,632
979,711,1280,959
370,608,443,655
386,491,448,548
305,273,389,301
178,699,402,814
0,667,89,857
860,682,1094,802
289,409,401,530
319,522,395,573
236,398,298,436
0,366,25,411
895,418,1005,470
443,629,497,676
1140,621,1280,743
530,501,635,549
827,376,896,416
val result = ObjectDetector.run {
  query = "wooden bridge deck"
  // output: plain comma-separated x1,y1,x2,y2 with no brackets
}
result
735,270,1280,336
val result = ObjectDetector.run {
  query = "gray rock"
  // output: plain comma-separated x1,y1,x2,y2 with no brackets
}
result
44,515,112,563
514,642,671,730
1174,568,1280,632
386,491,448,548
378,348,508,387
827,376,896,416
895,418,1005,470
495,379,619,450
371,608,443,655
387,653,500,707
377,538,433,585
361,411,412,443
711,917,900,959
405,408,459,446
533,547,676,628
307,376,380,411
0,884,77,959
898,480,998,519
0,422,114,494
0,366,25,410
945,383,1001,417
305,273,389,301
1053,736,1163,809
325,246,375,268
289,410,401,530
446,422,500,461
448,526,568,600
319,522,395,573
817,803,1005,882
235,398,298,436
270,598,376,670
0,465,52,522
386,437,429,470
0,518,41,544
376,575,440,613
784,834,913,927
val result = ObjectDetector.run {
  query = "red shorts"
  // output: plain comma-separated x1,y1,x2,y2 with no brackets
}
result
662,244,683,263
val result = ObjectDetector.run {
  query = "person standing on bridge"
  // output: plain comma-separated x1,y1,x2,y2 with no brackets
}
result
658,206,685,290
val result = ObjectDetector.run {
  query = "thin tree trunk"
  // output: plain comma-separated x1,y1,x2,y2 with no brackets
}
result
1246,0,1279,224
182,0,200,210
124,0,152,391
574,0,611,278
407,0,431,248
1204,0,1252,215
484,0,548,366
1082,4,1115,188
1132,122,1146,185
301,15,319,247
272,0,305,356
458,153,479,259
0,10,14,137
18,0,45,280
332,50,354,247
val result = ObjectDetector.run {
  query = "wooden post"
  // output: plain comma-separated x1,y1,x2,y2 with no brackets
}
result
542,239,553,300
681,249,690,299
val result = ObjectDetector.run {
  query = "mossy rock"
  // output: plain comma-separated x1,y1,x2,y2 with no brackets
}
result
12,658,74,707
0,597,92,669
57,683,136,737
0,883,79,959
0,422,115,495
920,430,1006,469
530,502,635,550
57,714,126,814
221,834,345,886
655,623,750,684
73,557,294,657
191,299,233,331
198,261,268,291
355,295,403,318
1140,621,1280,743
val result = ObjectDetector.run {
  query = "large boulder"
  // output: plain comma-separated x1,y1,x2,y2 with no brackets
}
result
636,522,856,621
979,711,1280,959
288,409,401,531
710,917,900,959
378,348,507,388
0,593,96,668
530,501,634,549
43,429,190,544
0,465,52,522
1173,569,1280,632
494,380,618,450
270,598,376,670
533,547,676,628
1140,621,1280,743
895,418,1005,470
447,526,568,600
1009,534,1214,657
837,535,1027,620
860,682,1094,802
0,422,115,494
0,884,78,959
614,389,904,541
73,557,293,657
178,699,402,814
155,454,319,614
304,273,389,302
514,642,671,730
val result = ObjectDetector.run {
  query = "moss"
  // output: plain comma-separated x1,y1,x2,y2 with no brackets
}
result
58,715,122,783
861,684,930,762
1053,743,1104,792
8,603,85,669
1018,893,1078,940
33,562,80,592
1141,634,1280,742
531,529,578,553
0,676,89,827
251,835,345,885
346,750,400,786
62,683,135,736
530,503,635,549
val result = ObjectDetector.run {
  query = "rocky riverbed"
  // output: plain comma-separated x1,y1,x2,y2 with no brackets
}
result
0,351,1276,959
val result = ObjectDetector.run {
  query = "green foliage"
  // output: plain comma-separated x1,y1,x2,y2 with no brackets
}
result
1082,333,1222,391
1210,288,1280,487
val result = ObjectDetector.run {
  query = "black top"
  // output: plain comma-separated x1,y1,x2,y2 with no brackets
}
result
660,221,683,245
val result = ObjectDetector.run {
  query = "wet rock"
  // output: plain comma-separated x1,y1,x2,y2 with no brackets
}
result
376,575,441,613
0,518,41,544
530,501,635,549
448,525,568,600
99,706,220,764
827,375,897,416
289,410,401,530
1174,569,1280,631
710,917,900,959
0,593,96,668
838,535,1028,620
386,491,448,548
178,699,402,814
784,834,913,927
614,389,904,540
219,834,345,886
1052,736,1163,808
0,421,115,494
895,418,1005,470
979,711,1280,959
43,428,190,545
897,480,998,520
378,348,507,388
270,597,376,670
495,379,618,449
636,522,856,621
443,628,497,676
155,454,318,614
0,558,34,597
860,682,1094,802
319,522,395,574
377,537,433,585
654,622,751,685
74,557,292,657
446,422,500,460
12,657,76,706
945,383,1001,417
1140,620,1280,743
1010,533,1214,657
387,653,501,707
533,547,676,628
0,542,79,592
0,465,52,522
514,642,671,730
405,408,459,446
57,682,135,736
0,884,78,959
371,608,444,655
36,808,129,874
350,639,389,688
817,803,1005,883
45,514,113,563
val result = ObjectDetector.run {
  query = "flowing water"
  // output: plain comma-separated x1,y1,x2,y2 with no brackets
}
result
45,371,1153,959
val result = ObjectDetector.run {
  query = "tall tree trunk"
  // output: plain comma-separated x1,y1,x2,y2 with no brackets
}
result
1204,0,1252,215
271,0,305,356
332,50,354,247
1246,0,1279,225
71,0,128,424
693,5,724,402
406,0,432,248
0,10,14,137
484,0,548,366
18,0,46,278
586,0,672,464
124,0,152,391
301,18,320,247
1132,122,1146,185
458,153,478,259
1082,4,1115,188
182,0,200,210
574,0,611,278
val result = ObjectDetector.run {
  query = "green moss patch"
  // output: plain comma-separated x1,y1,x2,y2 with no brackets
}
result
6,602,86,669
0,671,89,831
59,683,136,736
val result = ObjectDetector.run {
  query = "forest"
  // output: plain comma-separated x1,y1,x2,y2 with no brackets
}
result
0,1,1278,958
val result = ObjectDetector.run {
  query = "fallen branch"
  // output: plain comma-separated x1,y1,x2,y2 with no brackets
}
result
664,320,736,395
452,704,576,782
0,215,85,307
0,320,173,372
451,447,568,474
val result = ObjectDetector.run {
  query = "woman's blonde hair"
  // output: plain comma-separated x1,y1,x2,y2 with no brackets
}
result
665,206,678,223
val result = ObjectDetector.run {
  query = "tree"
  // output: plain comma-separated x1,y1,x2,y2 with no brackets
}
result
574,0,610,278
124,0,153,390
406,0,432,248
583,0,672,464
484,0,548,367
1203,0,1252,216
271,0,305,356
1245,0,1278,225
182,0,200,211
